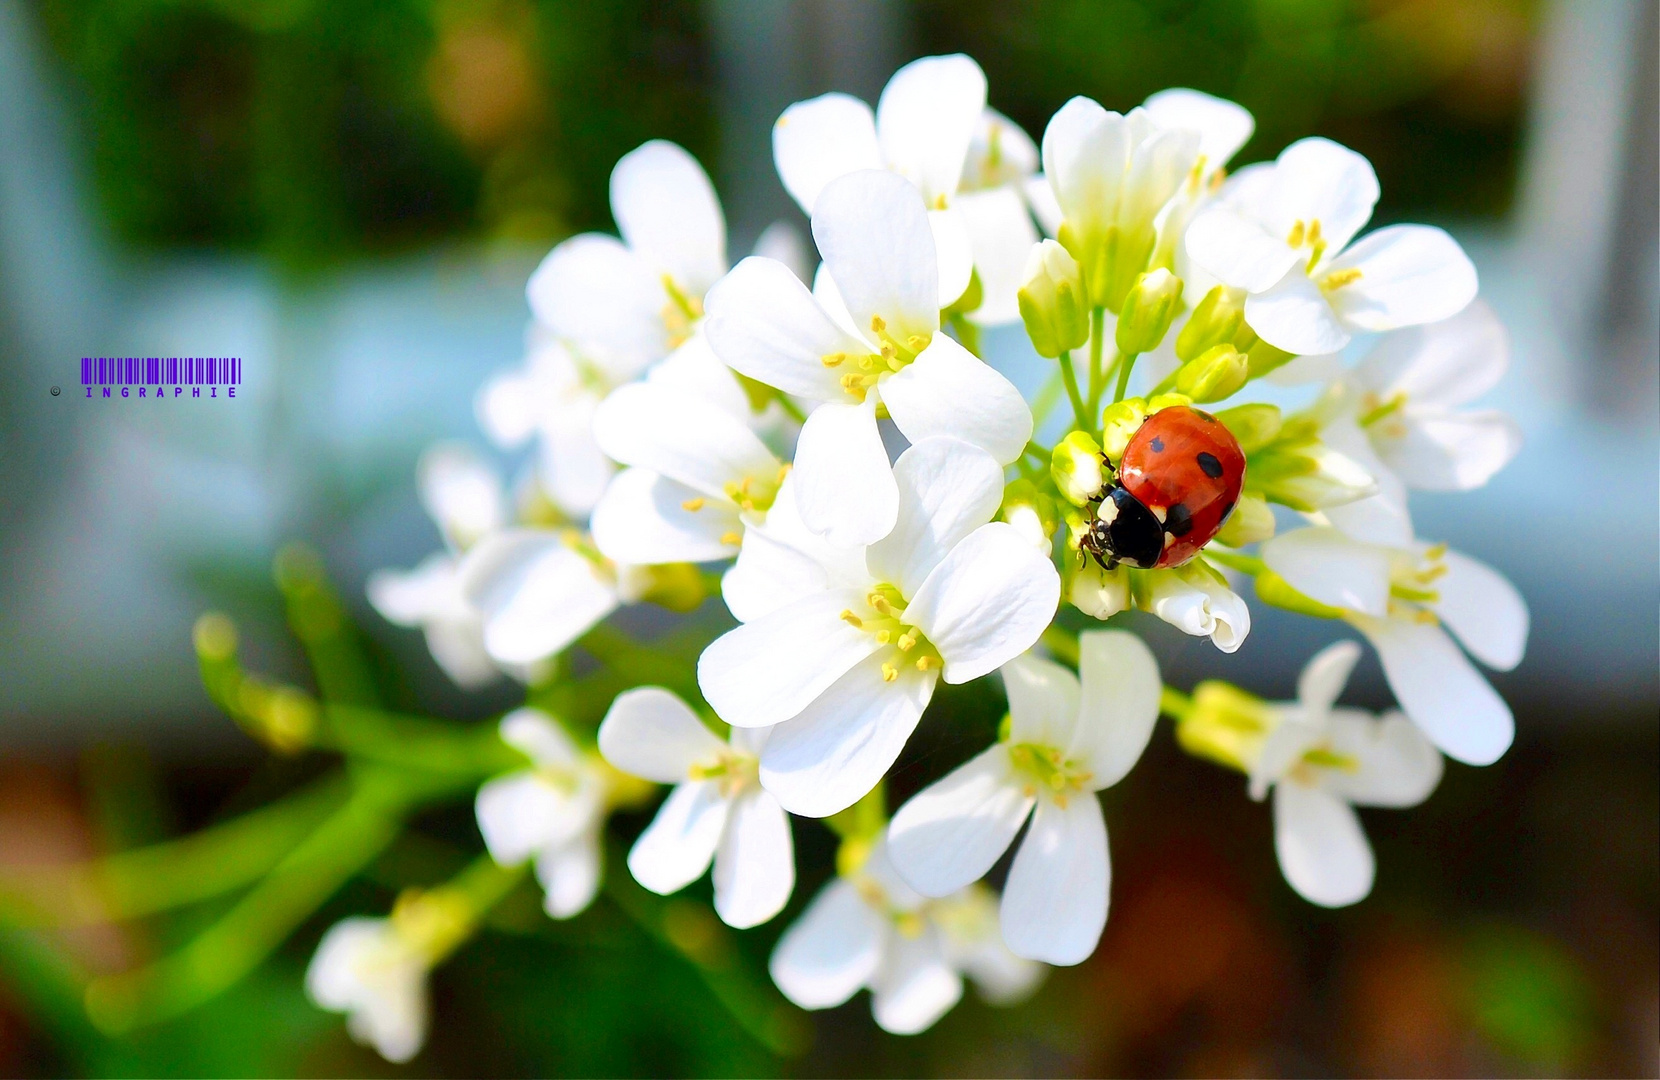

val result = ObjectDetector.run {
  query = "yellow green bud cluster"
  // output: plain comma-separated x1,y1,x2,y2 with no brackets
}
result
1017,240,1091,358
1218,403,1377,512
1171,285,1296,390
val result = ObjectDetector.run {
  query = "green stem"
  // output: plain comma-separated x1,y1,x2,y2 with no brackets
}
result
0,776,350,927
1160,685,1192,720
321,705,524,777
1202,548,1268,577
1112,349,1139,404
602,843,809,1057
948,312,982,358
1041,625,1080,666
84,767,459,1033
1086,307,1106,416
1058,350,1089,431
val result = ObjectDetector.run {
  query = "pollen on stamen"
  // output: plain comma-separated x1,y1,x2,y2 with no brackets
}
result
839,610,863,628
896,632,916,651
875,629,891,644
870,315,887,334
821,353,846,367
915,655,935,671
1321,268,1362,290
1287,220,1306,247
719,532,741,546
905,335,927,351
881,662,898,682
681,497,705,512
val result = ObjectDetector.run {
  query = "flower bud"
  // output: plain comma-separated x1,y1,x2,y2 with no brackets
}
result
1114,268,1184,355
1213,491,1276,547
1174,344,1249,403
1099,399,1149,462
1068,560,1130,620
1017,240,1090,358
1213,403,1282,453
1176,680,1276,772
628,562,707,612
1175,285,1246,362
1000,479,1060,549
1050,431,1106,506
1252,443,1378,511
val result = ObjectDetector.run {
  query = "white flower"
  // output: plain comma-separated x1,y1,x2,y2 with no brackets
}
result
597,687,794,929
589,337,790,566
1248,641,1443,907
887,631,1159,965
704,171,1032,545
456,528,634,666
1260,526,1527,766
306,917,430,1063
768,840,1043,1035
475,708,612,918
1185,137,1479,356
367,443,506,688
772,54,1039,324
698,438,1060,817
1341,301,1522,492
1038,96,1201,312
1142,561,1253,653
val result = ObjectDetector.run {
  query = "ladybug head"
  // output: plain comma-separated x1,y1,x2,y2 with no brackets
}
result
1082,486,1164,570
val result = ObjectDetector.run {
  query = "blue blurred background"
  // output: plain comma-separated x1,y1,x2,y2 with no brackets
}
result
0,0,1653,1075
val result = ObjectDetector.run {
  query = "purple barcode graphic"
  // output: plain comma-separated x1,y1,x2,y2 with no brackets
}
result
79,357,242,386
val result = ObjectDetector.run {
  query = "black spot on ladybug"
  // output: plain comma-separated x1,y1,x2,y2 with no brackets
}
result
1149,436,1165,453
1165,503,1193,536
1196,451,1224,478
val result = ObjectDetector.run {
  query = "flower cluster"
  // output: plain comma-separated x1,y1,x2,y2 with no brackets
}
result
319,54,1528,1059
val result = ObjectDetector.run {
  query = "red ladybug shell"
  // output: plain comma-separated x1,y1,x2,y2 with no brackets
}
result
1116,405,1246,568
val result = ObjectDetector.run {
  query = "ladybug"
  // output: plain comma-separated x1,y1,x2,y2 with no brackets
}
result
1080,405,1245,570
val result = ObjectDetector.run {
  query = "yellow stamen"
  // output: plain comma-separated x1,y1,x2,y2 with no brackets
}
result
915,655,935,671
1320,267,1363,290
1287,220,1306,248
681,497,705,512
896,632,916,652
719,532,741,546
821,352,846,367
905,335,928,351
881,662,898,683
870,315,887,334
839,610,863,628
875,629,891,644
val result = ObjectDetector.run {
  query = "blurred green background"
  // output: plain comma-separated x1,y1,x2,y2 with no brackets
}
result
0,0,1654,1076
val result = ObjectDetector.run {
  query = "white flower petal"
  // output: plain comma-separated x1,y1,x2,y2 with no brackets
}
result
536,392,614,517
871,927,963,1035
459,531,619,664
1352,615,1513,766
1074,629,1161,788
1298,639,1363,717
758,655,935,818
876,53,986,204
1143,88,1254,167
750,220,813,283
1249,719,1324,800
593,383,780,500
476,771,588,866
1000,795,1109,966
905,522,1061,685
1143,568,1252,653
1323,709,1444,807
1040,97,1126,239
887,744,1033,897
627,780,729,895
866,436,1005,598
367,554,464,627
1266,137,1379,254
417,443,504,550
1354,300,1509,406
307,919,428,1064
609,139,726,298
499,707,581,767
962,108,1039,190
1004,652,1081,749
791,397,899,546
881,334,1033,465
589,468,741,565
526,234,668,377
421,619,498,690
721,475,870,622
955,187,1040,325
1261,526,1391,616
1374,409,1522,492
1025,174,1062,236
475,364,540,448
537,832,602,919
712,789,795,928
1327,225,1479,334
1431,549,1528,671
769,878,884,1009
1120,122,1200,232
773,92,883,215
703,256,871,401
1273,782,1375,907
598,685,726,783
698,589,879,729
929,207,976,309
813,170,940,344
1184,207,1300,293
1246,267,1351,355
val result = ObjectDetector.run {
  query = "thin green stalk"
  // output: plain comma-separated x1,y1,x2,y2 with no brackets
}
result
948,312,982,357
0,775,350,927
1023,441,1052,464
320,704,524,777
1058,350,1089,431
1112,349,1139,404
1160,685,1192,720
1202,548,1268,577
1086,307,1106,416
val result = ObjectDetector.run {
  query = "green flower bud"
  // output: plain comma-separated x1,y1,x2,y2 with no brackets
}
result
1114,268,1184,355
1250,443,1378,511
1174,344,1249,403
1017,240,1090,358
635,562,707,612
1068,560,1131,620
1176,680,1277,772
1175,285,1246,362
1099,399,1149,462
1050,431,1106,506
1214,403,1283,453
1244,339,1295,379
1213,491,1276,547
1000,478,1060,546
